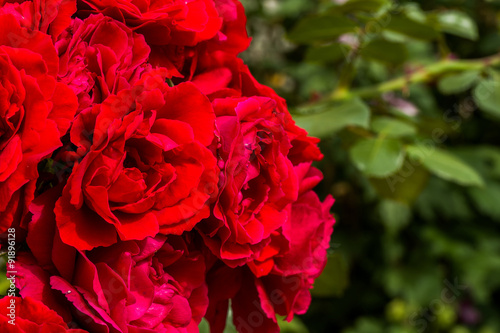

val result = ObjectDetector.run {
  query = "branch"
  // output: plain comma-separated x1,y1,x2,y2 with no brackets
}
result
330,53,500,101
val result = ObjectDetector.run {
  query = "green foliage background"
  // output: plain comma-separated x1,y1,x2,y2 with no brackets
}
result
237,0,500,332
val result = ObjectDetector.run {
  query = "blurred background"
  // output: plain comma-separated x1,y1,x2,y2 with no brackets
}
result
237,0,500,332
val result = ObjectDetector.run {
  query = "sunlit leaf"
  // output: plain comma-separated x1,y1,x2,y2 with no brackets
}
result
406,145,484,186
350,138,405,177
473,79,500,119
385,15,439,40
437,10,478,40
438,70,480,95
294,98,370,137
199,318,210,333
279,316,310,333
224,306,238,333
371,117,417,138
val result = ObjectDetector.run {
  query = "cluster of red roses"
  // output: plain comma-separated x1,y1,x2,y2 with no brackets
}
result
0,0,335,332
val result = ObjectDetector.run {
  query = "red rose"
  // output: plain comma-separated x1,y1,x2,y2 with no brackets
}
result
192,57,323,163
211,0,251,55
148,0,251,79
249,180,335,322
197,96,298,268
0,296,86,332
18,191,208,332
56,14,151,111
0,0,76,41
205,165,335,333
53,70,218,250
57,237,207,333
77,0,222,47
233,191,334,330
249,163,333,278
0,13,77,234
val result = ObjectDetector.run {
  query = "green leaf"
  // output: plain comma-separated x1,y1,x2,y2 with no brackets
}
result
404,3,428,23
370,162,430,204
361,39,408,64
0,275,9,296
468,182,500,220
305,43,349,64
344,318,384,333
270,0,314,17
312,253,349,297
294,98,370,137
371,117,417,138
383,264,444,305
336,0,389,13
288,15,357,44
415,178,474,221
278,317,310,333
437,10,478,40
350,138,405,177
453,146,500,179
378,200,411,235
199,318,210,333
406,145,484,186
385,15,439,40
437,70,480,95
473,79,500,119
223,307,238,333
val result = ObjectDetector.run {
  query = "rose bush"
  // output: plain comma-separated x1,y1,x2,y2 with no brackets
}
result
0,1,335,332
